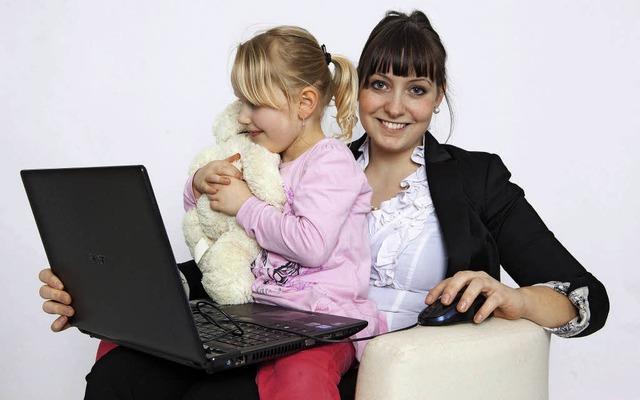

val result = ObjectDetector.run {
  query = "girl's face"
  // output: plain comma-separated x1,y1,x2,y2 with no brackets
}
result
358,71,443,158
237,92,301,162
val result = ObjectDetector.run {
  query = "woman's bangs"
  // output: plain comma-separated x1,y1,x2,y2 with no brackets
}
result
363,30,436,83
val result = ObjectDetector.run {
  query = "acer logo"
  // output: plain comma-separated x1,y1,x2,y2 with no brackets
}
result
89,254,106,265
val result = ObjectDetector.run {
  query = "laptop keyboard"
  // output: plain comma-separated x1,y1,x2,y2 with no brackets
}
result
193,311,301,350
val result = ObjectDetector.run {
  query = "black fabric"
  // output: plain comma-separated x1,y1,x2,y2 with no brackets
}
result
338,367,358,400
85,346,260,400
85,345,357,400
349,132,609,336
178,260,206,300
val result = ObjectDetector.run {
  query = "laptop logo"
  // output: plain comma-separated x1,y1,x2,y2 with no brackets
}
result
89,253,106,265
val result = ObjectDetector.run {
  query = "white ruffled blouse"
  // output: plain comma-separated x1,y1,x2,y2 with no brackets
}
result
357,138,447,330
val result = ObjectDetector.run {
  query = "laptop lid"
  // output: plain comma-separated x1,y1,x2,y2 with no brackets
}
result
21,165,208,367
21,165,368,372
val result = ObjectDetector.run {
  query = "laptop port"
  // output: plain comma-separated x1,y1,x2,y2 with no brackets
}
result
234,356,247,366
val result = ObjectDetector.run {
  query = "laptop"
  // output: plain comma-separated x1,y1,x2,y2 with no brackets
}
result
21,165,367,373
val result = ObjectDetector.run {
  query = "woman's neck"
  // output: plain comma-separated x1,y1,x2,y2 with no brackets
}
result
365,145,420,208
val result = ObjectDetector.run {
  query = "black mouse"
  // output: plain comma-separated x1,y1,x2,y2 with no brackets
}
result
418,291,490,326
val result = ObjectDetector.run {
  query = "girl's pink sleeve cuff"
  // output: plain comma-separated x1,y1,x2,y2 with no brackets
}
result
183,174,198,211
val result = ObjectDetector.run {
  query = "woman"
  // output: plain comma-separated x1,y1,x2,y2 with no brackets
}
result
348,10,608,336
38,10,609,399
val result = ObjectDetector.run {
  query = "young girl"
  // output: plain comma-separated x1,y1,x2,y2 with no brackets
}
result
184,26,383,400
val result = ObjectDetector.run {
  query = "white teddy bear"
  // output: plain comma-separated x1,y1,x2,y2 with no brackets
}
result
182,101,286,305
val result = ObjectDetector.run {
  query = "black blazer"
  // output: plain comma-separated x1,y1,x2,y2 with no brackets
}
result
348,131,608,337
179,131,609,337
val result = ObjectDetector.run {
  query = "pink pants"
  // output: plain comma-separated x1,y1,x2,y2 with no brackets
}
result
256,343,355,400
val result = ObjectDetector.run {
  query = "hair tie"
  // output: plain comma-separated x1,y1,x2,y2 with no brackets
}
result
321,44,332,65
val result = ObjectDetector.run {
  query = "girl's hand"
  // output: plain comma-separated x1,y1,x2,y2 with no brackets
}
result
192,154,243,198
208,177,253,216
38,268,75,332
425,271,527,323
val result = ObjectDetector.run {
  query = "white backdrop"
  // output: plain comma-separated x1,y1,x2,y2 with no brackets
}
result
2,1,638,398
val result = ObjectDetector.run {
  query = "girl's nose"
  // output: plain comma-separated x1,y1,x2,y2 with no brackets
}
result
237,102,252,125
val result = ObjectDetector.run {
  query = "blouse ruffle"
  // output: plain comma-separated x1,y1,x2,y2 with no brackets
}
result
357,139,436,289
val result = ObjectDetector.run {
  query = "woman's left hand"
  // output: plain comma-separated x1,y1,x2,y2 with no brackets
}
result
425,271,527,323
208,177,253,216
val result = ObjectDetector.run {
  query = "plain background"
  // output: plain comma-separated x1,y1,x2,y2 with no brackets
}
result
2,0,638,398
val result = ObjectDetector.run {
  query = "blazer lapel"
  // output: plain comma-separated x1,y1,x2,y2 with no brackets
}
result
424,132,472,274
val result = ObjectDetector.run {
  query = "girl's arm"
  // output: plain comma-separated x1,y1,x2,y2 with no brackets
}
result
236,143,369,267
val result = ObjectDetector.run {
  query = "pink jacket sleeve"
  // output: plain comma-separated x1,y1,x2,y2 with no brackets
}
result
183,174,197,211
236,143,370,267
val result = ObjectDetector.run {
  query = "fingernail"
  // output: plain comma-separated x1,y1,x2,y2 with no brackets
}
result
459,300,467,310
442,294,450,304
475,314,483,322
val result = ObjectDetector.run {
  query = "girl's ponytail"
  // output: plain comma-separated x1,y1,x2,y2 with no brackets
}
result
328,54,358,142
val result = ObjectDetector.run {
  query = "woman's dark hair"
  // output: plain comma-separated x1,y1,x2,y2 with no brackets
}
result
357,10,454,136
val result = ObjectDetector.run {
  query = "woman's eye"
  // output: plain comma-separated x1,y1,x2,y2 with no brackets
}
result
410,86,427,95
370,80,387,90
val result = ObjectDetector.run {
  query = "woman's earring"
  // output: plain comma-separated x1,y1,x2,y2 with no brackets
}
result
434,106,440,115
301,117,306,127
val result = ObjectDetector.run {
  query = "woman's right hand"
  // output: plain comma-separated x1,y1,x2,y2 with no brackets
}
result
38,268,74,332
192,153,243,198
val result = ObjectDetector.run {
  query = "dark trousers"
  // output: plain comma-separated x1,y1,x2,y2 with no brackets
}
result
84,346,358,400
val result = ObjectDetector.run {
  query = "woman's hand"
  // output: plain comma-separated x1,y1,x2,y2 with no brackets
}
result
425,270,577,327
192,154,243,198
208,177,253,216
38,268,74,332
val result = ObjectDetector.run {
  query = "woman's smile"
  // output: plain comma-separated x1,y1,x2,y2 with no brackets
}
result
379,119,409,131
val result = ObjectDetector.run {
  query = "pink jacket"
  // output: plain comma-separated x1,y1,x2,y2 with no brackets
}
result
185,138,384,358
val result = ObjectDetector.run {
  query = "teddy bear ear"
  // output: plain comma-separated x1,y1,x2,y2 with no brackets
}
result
212,101,243,143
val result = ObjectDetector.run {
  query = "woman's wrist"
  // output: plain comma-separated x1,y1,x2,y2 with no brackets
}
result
517,286,578,328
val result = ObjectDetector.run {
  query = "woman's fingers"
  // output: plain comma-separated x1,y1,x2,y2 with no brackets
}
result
426,270,527,324
51,315,70,332
425,279,448,304
38,268,63,289
426,271,487,305
38,268,74,332
42,300,74,332
42,298,74,316
39,284,72,304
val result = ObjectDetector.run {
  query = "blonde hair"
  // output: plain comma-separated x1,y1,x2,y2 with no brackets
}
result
231,26,358,141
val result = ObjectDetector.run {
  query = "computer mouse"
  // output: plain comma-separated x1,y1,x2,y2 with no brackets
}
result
418,291,490,326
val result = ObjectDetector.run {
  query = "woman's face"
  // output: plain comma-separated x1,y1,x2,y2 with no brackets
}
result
359,71,443,157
